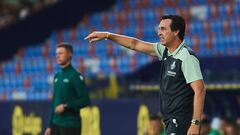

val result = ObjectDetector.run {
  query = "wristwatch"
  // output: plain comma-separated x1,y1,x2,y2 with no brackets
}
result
191,119,201,126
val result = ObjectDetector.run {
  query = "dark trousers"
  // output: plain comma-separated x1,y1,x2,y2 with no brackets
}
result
51,123,81,135
164,116,191,135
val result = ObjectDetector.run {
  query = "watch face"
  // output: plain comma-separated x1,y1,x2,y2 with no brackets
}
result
195,120,200,125
192,119,201,125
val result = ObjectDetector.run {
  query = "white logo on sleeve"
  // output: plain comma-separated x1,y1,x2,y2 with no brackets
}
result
79,75,83,80
63,78,69,83
54,78,58,83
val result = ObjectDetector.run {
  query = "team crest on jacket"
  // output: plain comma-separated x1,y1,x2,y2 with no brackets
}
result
63,78,69,83
171,61,176,70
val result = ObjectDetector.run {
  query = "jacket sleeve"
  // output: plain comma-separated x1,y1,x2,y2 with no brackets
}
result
48,74,57,128
66,74,90,109
48,99,54,128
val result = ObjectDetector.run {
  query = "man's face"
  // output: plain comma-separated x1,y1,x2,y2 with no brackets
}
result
56,47,71,66
157,19,178,46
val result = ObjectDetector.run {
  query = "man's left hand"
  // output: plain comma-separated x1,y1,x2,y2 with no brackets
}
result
55,104,66,115
187,124,200,135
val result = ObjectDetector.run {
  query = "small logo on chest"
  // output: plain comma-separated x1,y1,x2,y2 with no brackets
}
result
167,71,176,77
167,61,177,77
63,78,69,83
171,61,176,70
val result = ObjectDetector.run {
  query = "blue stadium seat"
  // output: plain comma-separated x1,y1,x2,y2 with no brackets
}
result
150,0,164,8
163,7,176,15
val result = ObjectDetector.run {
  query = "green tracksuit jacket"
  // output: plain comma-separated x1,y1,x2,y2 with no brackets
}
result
49,64,90,128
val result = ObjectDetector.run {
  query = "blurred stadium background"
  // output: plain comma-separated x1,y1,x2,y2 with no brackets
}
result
0,0,240,135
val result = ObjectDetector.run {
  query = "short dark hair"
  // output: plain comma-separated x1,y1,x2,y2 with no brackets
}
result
150,114,162,121
57,42,73,54
161,15,185,41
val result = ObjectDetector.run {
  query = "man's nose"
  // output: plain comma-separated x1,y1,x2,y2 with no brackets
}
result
157,31,161,37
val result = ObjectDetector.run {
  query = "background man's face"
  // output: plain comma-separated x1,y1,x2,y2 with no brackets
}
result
56,47,71,66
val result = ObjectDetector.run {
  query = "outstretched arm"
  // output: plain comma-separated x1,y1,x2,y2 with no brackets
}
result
85,31,157,56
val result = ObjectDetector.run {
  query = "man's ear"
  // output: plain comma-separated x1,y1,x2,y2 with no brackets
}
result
174,30,180,36
68,51,72,59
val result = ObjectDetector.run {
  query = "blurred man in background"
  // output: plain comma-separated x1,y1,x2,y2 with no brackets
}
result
217,118,236,135
85,14,206,135
44,43,90,135
199,118,211,135
148,114,165,135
